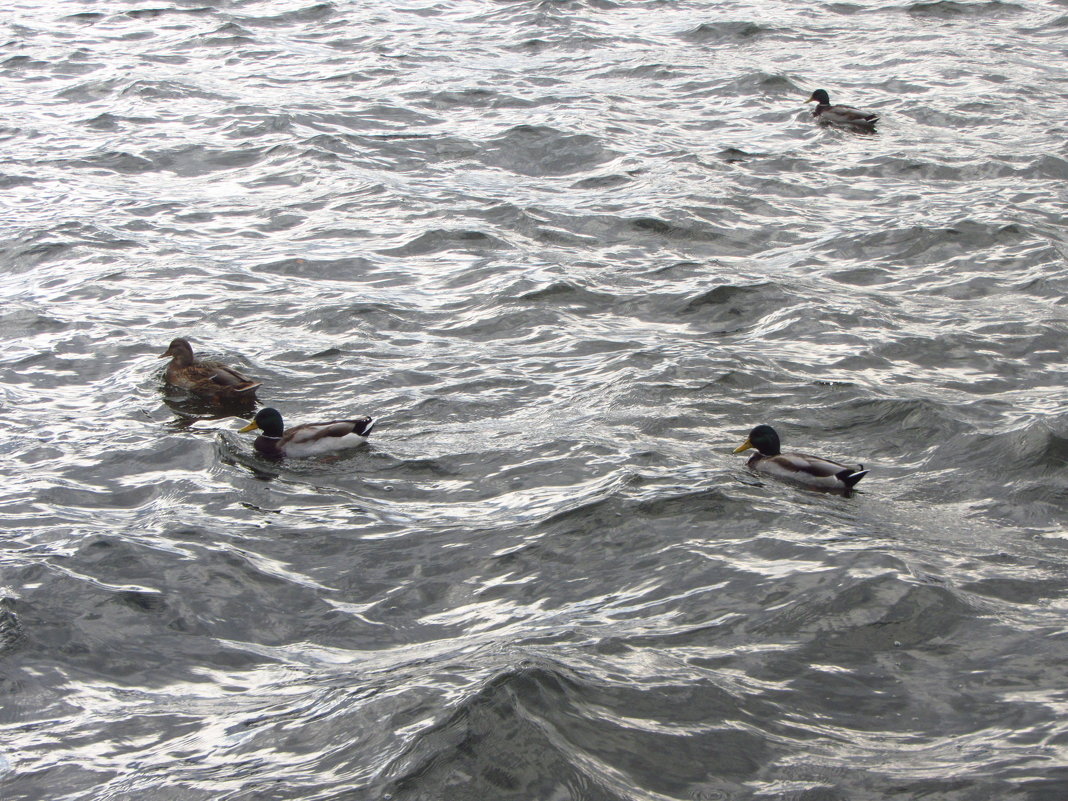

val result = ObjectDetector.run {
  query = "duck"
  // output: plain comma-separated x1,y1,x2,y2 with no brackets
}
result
806,89,878,129
733,424,868,491
159,338,261,404
238,407,375,458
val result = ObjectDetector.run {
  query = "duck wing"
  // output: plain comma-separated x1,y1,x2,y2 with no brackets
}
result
197,359,258,389
759,452,868,489
818,104,878,126
282,417,375,446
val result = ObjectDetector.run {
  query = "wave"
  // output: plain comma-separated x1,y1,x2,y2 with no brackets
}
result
378,657,760,800
905,0,1024,18
0,605,22,653
479,125,618,177
377,229,512,257
680,21,778,43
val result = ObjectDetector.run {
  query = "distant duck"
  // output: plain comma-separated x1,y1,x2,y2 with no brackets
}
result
159,337,261,404
238,407,375,458
733,424,868,491
806,89,878,129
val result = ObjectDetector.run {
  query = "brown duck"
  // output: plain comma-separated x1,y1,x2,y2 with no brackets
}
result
159,338,261,404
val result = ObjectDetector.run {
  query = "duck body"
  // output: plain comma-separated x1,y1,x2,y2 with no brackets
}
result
239,407,375,458
733,424,868,492
160,338,261,404
807,89,878,129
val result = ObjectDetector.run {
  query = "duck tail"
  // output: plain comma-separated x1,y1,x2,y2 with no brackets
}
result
355,417,375,437
235,382,262,394
837,467,869,489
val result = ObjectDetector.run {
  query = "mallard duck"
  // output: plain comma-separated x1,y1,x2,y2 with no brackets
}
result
159,338,261,404
733,424,868,491
806,89,878,129
238,407,375,458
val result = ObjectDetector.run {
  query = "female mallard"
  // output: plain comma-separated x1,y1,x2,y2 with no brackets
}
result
159,338,261,404
238,407,375,458
733,425,868,491
806,89,878,129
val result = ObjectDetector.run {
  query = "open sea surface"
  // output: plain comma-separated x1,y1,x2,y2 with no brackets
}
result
2,1,1068,799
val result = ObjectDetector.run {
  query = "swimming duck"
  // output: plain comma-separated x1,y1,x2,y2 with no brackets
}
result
733,425,868,491
159,338,261,404
238,407,375,458
806,89,878,129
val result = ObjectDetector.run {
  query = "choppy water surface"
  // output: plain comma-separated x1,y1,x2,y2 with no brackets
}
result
2,0,1068,798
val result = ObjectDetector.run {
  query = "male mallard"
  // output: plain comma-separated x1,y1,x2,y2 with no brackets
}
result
806,89,878,129
733,424,868,491
238,407,375,458
159,338,261,404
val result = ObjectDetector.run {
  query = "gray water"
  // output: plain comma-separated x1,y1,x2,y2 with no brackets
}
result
2,0,1068,799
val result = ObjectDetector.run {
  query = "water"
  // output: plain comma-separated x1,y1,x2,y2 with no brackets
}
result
2,0,1067,798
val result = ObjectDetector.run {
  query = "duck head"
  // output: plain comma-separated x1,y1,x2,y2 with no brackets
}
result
159,338,195,366
733,425,782,456
239,407,285,438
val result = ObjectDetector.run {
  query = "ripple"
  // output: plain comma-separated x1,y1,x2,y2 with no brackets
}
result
680,21,778,43
905,0,1024,18
381,658,767,800
377,229,512,256
478,125,619,177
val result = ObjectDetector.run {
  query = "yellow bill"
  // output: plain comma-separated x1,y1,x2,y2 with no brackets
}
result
733,437,753,454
